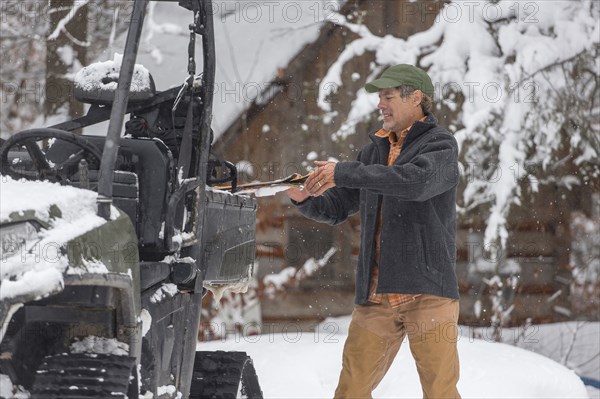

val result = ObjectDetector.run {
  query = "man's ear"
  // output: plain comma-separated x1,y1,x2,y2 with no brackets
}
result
412,90,423,107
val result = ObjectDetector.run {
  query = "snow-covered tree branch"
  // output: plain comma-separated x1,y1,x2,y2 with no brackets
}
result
262,247,338,298
318,0,599,252
47,0,90,46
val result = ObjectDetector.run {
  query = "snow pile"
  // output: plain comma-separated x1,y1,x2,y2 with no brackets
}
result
0,177,111,301
74,52,152,94
69,336,129,356
199,316,590,398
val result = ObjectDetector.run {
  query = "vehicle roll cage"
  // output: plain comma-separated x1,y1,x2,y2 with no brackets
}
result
94,0,216,221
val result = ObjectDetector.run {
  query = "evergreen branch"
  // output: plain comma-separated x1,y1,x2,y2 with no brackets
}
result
512,49,590,90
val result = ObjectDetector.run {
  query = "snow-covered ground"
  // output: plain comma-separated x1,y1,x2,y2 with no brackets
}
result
198,316,594,398
469,322,600,391
481,322,600,399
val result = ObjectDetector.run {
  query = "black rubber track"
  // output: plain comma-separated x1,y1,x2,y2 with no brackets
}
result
31,353,136,398
190,351,262,399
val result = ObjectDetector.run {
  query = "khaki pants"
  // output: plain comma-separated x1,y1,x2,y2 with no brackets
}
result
334,295,461,399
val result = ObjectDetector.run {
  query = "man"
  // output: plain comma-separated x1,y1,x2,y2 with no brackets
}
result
286,64,461,398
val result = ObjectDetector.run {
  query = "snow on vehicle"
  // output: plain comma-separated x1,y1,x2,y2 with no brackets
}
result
0,0,262,397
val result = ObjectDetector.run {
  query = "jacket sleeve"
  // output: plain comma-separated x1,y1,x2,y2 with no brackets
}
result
334,133,459,202
293,186,360,225
292,150,362,225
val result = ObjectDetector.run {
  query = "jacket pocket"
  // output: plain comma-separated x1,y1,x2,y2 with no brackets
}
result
417,224,443,287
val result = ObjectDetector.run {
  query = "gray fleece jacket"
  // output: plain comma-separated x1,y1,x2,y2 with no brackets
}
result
295,113,460,304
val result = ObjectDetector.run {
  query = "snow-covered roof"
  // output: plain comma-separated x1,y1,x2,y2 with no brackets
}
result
91,1,331,139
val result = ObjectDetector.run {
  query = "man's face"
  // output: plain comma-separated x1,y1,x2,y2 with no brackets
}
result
377,88,422,133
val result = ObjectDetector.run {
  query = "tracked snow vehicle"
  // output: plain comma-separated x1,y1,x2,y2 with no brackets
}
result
0,0,262,397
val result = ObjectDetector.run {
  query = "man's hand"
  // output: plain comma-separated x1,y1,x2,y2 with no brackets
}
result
305,161,337,196
285,186,311,203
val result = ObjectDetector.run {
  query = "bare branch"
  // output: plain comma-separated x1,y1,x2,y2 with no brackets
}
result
560,321,581,365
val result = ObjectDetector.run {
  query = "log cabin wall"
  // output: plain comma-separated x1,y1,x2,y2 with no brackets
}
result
212,0,599,331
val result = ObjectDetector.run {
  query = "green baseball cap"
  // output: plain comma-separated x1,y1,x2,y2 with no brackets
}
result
365,64,434,97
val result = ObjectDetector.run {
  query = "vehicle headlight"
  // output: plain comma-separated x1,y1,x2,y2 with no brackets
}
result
0,222,40,260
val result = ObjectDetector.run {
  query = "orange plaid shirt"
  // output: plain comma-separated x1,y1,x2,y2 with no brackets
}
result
368,118,426,307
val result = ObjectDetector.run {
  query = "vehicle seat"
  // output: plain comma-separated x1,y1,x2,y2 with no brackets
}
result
47,136,175,259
